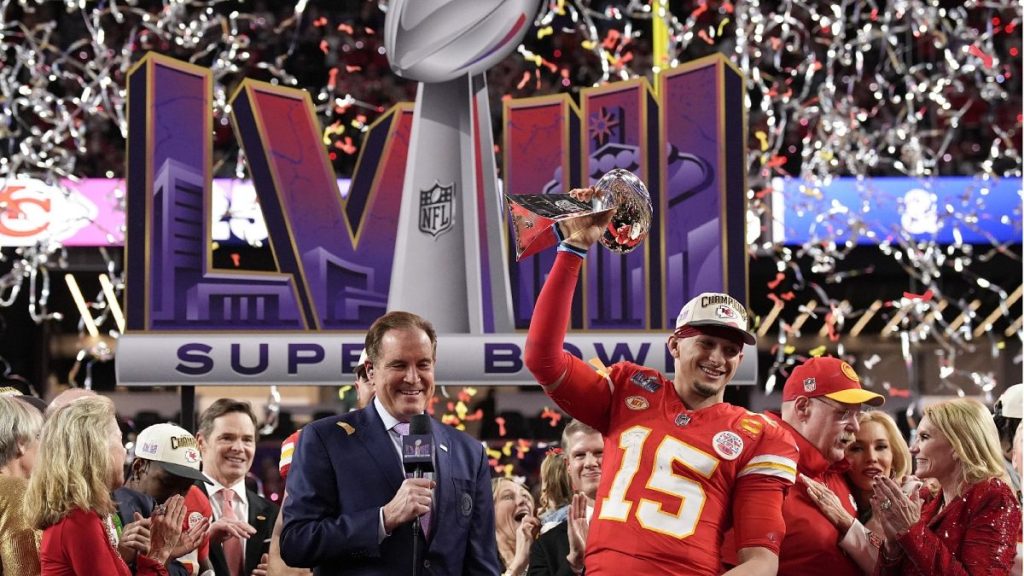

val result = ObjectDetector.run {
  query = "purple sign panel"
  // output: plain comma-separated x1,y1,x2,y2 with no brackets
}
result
119,53,752,385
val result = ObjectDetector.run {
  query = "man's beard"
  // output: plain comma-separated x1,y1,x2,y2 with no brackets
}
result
690,378,721,399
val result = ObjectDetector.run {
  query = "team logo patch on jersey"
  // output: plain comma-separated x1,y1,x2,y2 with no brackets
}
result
625,395,649,410
630,372,661,393
674,413,692,427
712,431,744,460
187,511,205,530
803,377,816,392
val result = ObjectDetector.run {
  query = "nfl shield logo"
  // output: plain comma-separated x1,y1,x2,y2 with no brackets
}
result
419,182,455,238
803,377,816,392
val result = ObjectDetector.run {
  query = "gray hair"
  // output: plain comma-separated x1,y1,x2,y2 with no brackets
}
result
0,395,44,469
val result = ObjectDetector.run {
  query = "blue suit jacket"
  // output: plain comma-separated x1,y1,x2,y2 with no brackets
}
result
280,404,499,575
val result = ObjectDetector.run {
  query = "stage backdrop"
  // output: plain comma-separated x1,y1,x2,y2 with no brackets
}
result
116,52,755,386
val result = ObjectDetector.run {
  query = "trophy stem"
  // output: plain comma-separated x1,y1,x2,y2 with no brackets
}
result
389,75,514,333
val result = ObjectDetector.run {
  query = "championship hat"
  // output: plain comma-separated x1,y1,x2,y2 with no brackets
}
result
674,292,756,345
134,423,212,483
783,357,884,407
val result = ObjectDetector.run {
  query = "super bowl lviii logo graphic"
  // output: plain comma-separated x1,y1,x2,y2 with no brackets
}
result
116,43,754,387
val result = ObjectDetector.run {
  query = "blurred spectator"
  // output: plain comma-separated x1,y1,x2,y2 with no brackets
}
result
44,387,96,417
873,398,1021,575
536,447,570,531
0,394,44,575
26,396,178,574
993,383,1023,495
492,477,540,576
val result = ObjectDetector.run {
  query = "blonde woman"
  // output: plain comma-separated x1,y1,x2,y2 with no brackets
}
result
0,395,44,575
26,396,180,575
492,478,540,576
803,410,913,573
872,398,1021,575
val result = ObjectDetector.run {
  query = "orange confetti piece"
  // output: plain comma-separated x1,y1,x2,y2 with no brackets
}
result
540,407,562,427
516,71,530,90
971,45,994,68
903,289,934,302
313,17,328,27
337,23,354,34
495,416,507,437
767,272,785,290
319,40,329,54
345,65,362,73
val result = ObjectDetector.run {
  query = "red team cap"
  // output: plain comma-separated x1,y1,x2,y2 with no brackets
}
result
674,292,756,346
279,429,302,482
783,357,884,407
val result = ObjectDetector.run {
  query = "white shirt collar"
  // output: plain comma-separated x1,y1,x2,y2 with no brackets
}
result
373,396,427,432
207,476,248,509
374,396,401,432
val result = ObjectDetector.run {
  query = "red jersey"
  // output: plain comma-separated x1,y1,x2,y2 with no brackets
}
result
176,485,213,575
550,361,799,575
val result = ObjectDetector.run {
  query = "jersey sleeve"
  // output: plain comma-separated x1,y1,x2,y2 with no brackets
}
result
545,354,613,434
732,420,798,554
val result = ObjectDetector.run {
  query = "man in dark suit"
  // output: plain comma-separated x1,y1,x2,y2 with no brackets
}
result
197,399,278,576
280,311,499,575
528,420,603,576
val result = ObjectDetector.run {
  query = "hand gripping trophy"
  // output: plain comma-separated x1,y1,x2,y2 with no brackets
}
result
383,0,542,333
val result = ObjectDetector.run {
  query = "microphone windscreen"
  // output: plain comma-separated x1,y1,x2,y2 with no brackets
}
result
409,413,431,436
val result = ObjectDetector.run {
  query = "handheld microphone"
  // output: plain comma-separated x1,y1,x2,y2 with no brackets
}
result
402,414,435,476
401,414,433,575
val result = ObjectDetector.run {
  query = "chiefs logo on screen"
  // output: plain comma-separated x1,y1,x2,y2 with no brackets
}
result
0,179,98,245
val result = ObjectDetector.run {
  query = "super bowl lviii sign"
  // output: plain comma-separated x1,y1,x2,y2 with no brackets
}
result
116,27,751,386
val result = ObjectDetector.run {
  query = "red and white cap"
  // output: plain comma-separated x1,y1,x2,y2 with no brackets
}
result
674,292,756,345
135,423,212,484
783,357,885,407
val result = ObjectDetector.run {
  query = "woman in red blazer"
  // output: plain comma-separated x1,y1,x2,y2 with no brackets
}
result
26,396,183,575
871,398,1021,576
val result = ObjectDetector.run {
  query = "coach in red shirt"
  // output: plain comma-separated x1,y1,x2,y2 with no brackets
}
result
773,357,885,575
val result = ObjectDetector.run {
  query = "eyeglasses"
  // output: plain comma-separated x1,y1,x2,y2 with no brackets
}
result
812,397,860,424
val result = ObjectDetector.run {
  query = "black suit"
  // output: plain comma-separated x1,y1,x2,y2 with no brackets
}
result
528,521,579,576
199,483,278,576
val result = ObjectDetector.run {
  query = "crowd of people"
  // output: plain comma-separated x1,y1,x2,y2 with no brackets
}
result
0,199,1021,575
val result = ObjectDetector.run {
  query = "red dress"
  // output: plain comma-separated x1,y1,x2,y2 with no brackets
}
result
875,477,1021,576
39,508,168,576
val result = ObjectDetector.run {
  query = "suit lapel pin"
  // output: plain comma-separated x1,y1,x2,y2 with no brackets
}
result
256,515,266,521
337,422,356,435
439,444,449,452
